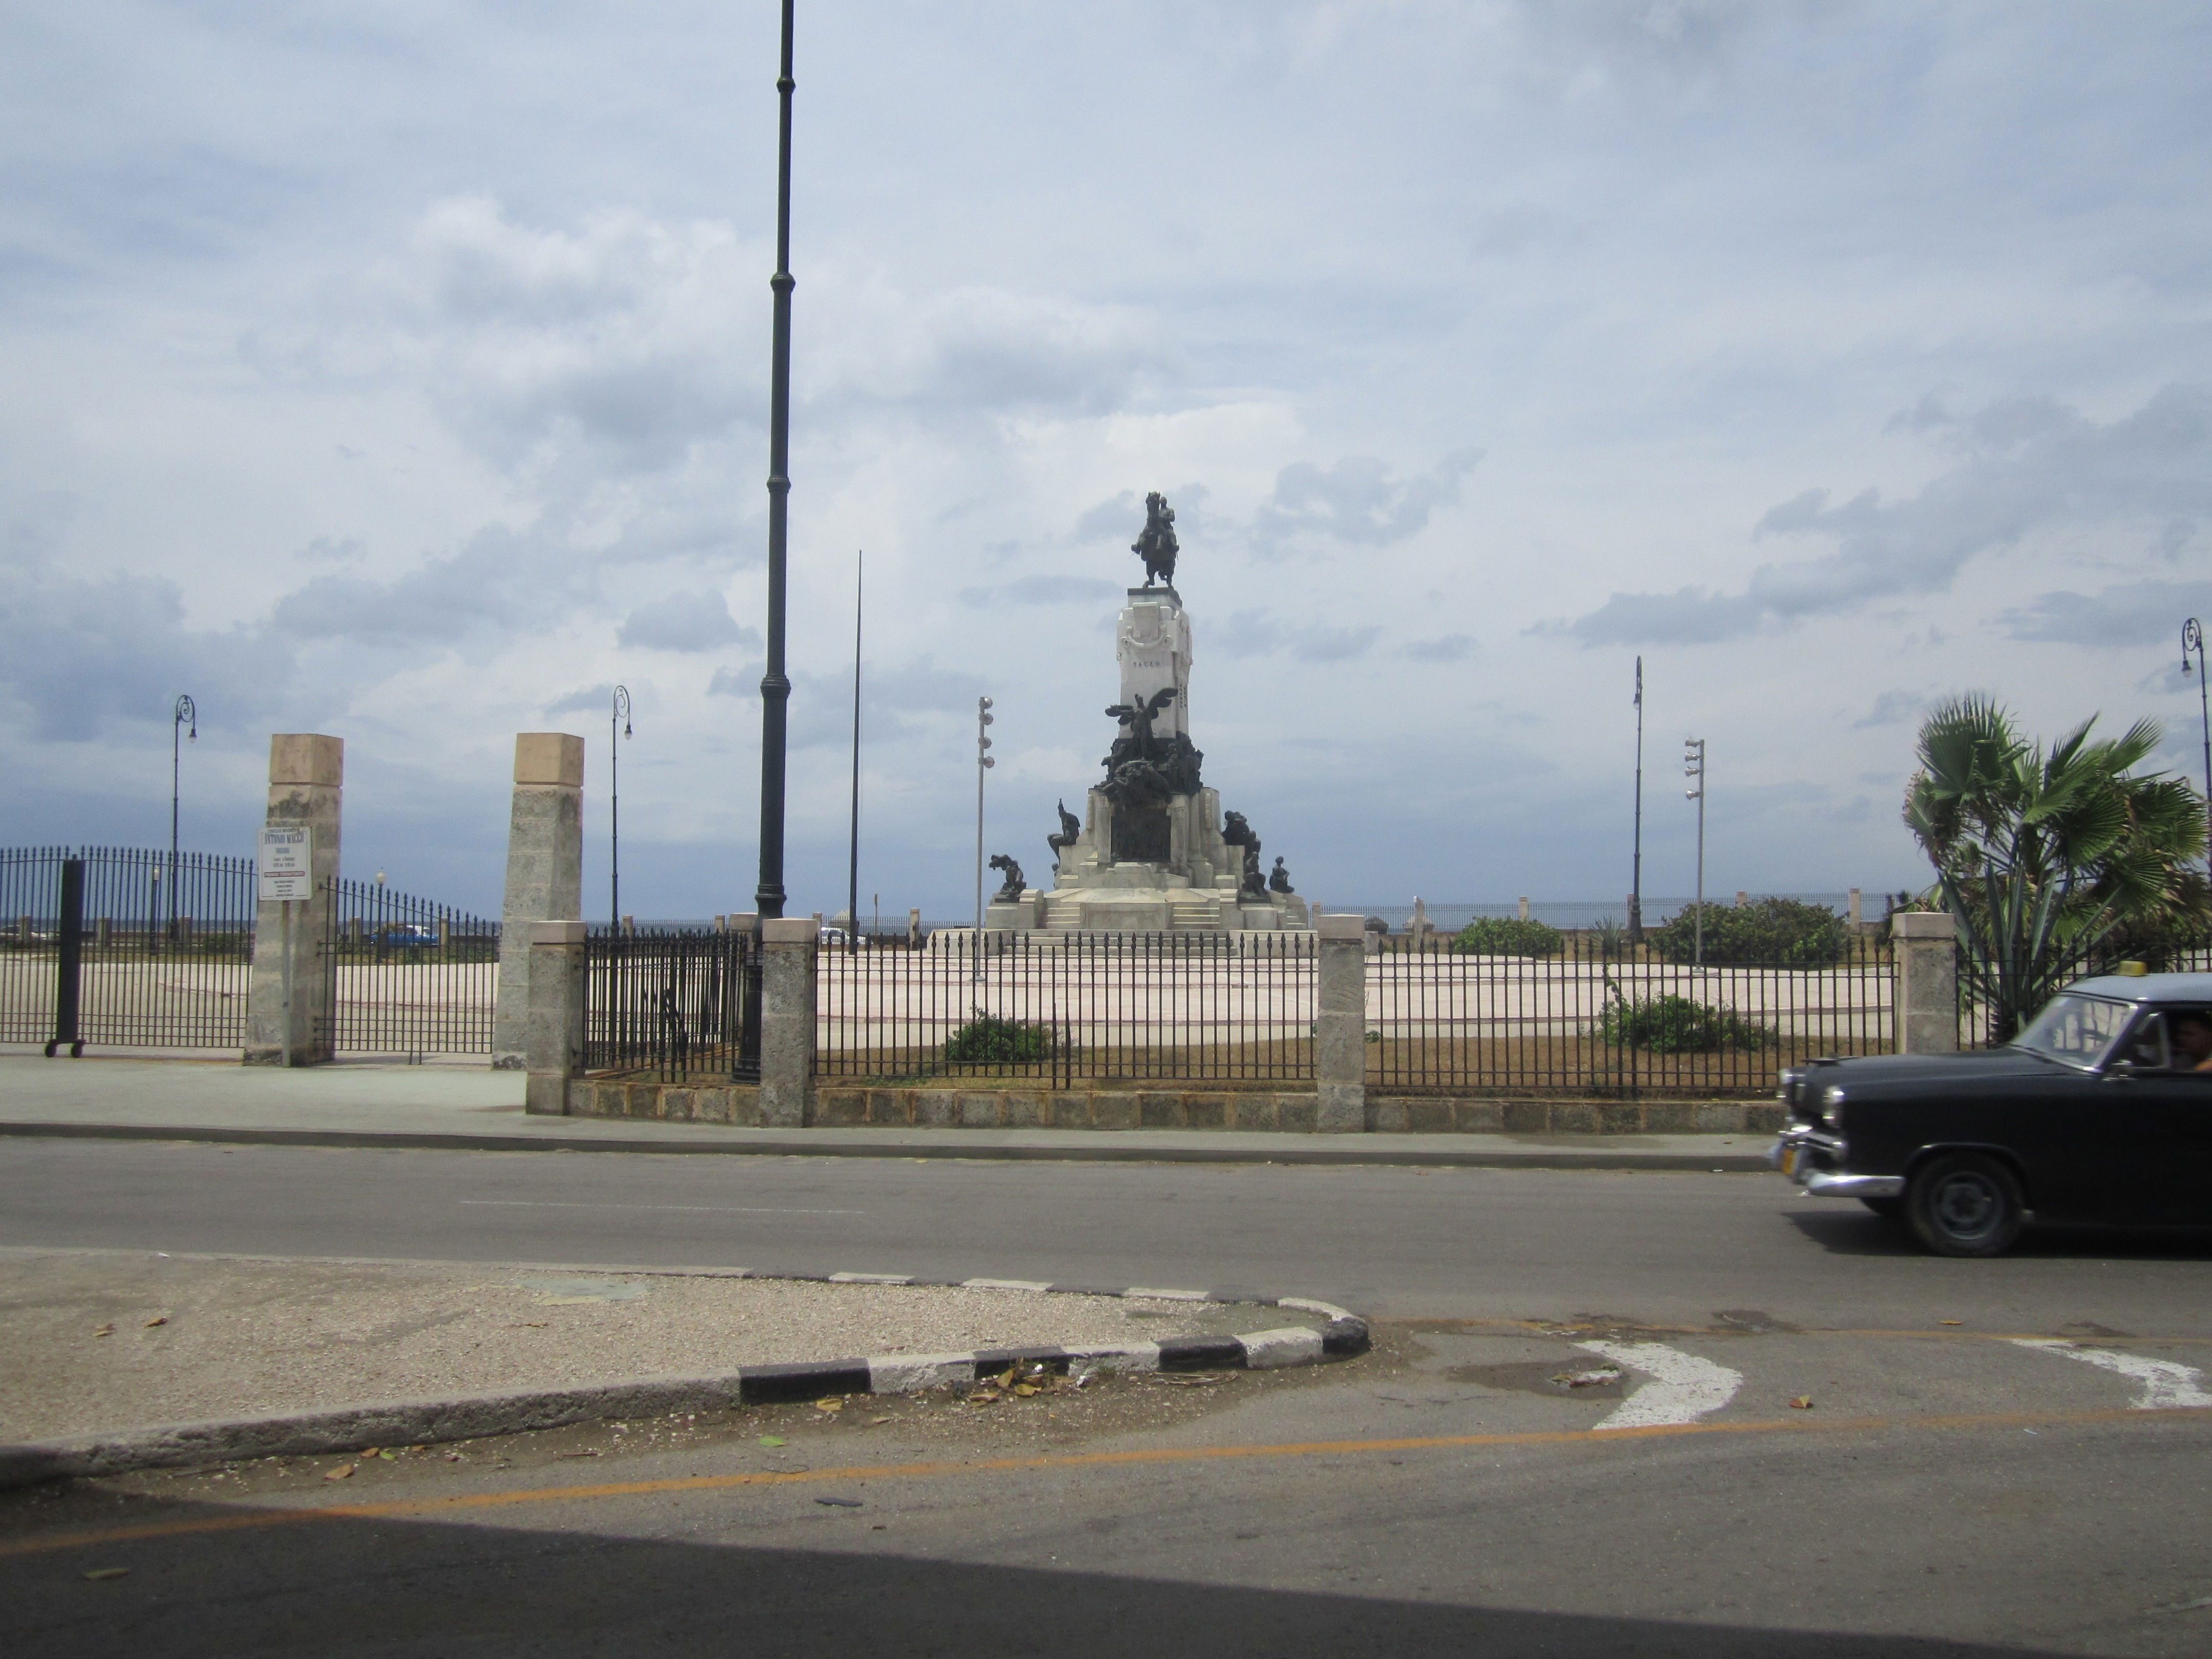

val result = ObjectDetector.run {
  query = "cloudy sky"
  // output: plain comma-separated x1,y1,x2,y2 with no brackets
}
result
5,2,2208,921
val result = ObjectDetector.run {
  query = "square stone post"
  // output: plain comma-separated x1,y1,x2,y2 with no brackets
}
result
1316,913,1368,1132
1892,910,1959,1054
759,917,818,1126
244,735,343,1067
523,921,587,1115
493,734,583,1069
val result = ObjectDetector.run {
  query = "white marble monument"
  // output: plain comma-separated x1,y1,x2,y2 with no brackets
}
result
989,497,1309,934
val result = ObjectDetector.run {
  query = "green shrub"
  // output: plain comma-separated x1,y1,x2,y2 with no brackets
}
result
944,1013,1058,1065
1450,916,1564,957
1652,898,1847,967
1600,994,1773,1053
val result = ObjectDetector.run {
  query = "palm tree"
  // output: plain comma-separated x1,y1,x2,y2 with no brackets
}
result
1904,695,2207,1042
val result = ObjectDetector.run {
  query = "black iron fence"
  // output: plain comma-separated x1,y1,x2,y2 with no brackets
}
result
1366,933,1895,1098
1,845,256,1051
319,877,500,1058
818,931,1318,1088
584,925,760,1082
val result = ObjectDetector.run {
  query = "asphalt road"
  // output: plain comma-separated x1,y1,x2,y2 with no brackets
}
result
3,1137,2210,1332
6,1137,2212,1656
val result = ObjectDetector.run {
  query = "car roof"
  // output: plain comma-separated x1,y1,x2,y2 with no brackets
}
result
2066,972,2212,1004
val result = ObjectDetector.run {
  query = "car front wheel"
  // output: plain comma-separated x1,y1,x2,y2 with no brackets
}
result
1906,1153,2025,1257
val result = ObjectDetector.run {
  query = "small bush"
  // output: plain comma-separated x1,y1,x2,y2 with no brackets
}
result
1652,898,1847,967
1451,916,1564,957
1601,994,1773,1053
944,1014,1058,1065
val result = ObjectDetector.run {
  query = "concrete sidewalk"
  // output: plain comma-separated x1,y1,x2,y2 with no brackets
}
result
0,1056,1777,1170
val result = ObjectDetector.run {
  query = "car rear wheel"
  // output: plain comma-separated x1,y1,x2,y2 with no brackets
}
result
1906,1154,2025,1257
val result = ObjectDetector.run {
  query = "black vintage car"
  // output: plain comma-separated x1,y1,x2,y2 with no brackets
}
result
1772,972,2212,1255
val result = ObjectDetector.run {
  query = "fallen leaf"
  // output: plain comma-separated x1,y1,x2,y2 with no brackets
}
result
377,1450,397,1461
1789,1396,1814,1410
758,1435,786,1448
323,1463,355,1481
92,1324,116,1338
869,1416,893,1426
814,1496,863,1508
143,1316,168,1328
82,1567,129,1582
1940,1320,1963,1326
361,1448,380,1459
1012,1384,1041,1397
812,1398,843,1413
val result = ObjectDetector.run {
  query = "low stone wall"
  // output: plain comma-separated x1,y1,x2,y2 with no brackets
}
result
1367,1097,1784,1135
569,1079,765,1123
566,1077,1782,1135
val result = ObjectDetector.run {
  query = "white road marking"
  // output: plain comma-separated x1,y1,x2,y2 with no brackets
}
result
2010,1340,2212,1409
1576,1340,1743,1430
458,1200,864,1215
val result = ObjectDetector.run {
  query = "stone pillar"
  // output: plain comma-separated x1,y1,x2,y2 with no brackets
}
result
758,917,818,1127
1847,888,1863,929
523,921,586,1115
244,735,343,1067
1892,910,1958,1054
1316,913,1368,1132
493,734,584,1069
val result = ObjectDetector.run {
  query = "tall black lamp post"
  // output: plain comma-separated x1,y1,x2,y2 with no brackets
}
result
169,694,196,944
611,686,632,930
753,0,798,921
2185,619,2211,864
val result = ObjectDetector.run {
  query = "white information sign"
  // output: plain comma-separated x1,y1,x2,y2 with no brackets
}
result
257,826,316,902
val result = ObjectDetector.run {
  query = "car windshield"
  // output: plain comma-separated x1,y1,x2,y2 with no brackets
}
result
2011,993,2133,1068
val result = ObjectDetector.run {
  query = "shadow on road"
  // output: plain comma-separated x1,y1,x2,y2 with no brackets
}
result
1783,1208,2212,1261
3,1487,2072,1658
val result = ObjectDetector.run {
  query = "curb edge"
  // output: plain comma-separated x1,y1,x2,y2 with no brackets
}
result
0,1275,1369,1492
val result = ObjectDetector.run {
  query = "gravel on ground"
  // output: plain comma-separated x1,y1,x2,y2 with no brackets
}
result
0,1249,1318,1441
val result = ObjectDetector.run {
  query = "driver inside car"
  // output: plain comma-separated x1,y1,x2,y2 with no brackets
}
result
2170,1009,2212,1072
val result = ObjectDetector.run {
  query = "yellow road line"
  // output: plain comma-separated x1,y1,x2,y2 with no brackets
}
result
6,1403,2208,1561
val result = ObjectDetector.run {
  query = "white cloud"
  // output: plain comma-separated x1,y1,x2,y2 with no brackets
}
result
7,3,2212,916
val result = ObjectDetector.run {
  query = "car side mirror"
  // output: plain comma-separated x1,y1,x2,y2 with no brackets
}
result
2105,1058,2137,1079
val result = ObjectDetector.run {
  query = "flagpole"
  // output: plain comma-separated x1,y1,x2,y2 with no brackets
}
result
1629,656,1645,945
845,549,862,953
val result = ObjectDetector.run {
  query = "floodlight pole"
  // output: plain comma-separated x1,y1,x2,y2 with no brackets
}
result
1684,737,1706,971
753,0,797,920
975,696,994,987
2186,619,2210,866
169,694,196,945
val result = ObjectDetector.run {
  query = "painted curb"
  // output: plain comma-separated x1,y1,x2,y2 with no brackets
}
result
0,1121,1777,1171
0,1273,1368,1491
